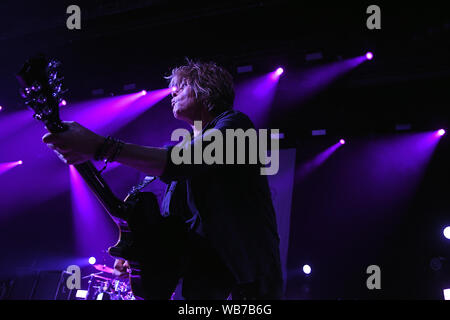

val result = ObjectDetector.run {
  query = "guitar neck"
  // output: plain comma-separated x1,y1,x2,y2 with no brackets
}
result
15,55,127,221
44,122,126,219
74,161,126,219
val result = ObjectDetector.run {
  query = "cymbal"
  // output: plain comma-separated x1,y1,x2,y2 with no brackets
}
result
91,274,112,281
93,264,114,274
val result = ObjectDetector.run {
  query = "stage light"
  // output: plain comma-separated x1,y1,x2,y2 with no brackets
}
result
302,264,312,275
438,129,446,136
0,106,2,111
339,139,346,145
275,67,284,76
75,289,88,299
443,226,450,240
365,52,374,60
312,129,327,136
141,90,147,96
88,257,96,265
0,160,23,175
59,100,67,107
444,288,450,300
171,86,178,93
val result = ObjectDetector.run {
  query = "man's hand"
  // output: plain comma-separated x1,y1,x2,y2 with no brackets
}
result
113,259,130,278
42,121,104,165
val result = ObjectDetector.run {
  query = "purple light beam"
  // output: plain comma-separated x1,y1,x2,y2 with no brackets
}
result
281,55,367,108
296,141,344,180
234,70,283,128
69,165,118,255
61,88,172,135
0,160,23,175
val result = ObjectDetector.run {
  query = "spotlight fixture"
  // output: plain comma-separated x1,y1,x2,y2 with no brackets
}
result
444,226,450,240
88,257,96,265
275,67,284,76
339,139,346,145
365,52,374,60
18,160,23,165
444,288,450,300
312,129,326,136
141,90,147,96
75,290,88,300
302,264,312,275
437,129,446,136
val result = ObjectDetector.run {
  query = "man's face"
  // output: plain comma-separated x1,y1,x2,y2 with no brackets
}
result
171,79,202,124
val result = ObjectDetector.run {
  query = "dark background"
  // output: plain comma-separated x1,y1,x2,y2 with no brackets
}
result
0,1,449,299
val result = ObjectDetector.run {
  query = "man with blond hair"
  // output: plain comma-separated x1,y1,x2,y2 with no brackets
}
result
43,59,283,300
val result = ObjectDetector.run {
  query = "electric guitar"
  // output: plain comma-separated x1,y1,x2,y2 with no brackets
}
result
16,54,183,299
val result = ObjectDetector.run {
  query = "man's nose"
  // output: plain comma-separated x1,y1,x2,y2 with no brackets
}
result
171,86,179,97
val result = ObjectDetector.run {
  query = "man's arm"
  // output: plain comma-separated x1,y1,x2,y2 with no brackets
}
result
114,142,167,176
42,121,168,176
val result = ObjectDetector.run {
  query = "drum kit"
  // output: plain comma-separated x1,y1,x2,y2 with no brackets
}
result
79,264,136,300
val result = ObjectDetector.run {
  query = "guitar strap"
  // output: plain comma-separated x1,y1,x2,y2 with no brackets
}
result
125,176,156,200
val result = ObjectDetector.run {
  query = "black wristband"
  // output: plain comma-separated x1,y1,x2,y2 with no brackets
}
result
108,140,124,163
94,136,114,161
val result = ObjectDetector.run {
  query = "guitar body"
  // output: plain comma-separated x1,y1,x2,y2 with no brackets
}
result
114,192,186,299
16,54,185,300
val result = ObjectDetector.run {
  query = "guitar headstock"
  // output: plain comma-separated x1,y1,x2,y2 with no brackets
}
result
16,54,67,132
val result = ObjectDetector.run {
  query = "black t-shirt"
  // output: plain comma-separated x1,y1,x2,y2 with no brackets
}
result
159,109,282,287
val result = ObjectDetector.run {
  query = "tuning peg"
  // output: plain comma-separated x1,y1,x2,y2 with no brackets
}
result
52,83,63,93
49,76,64,87
36,95,47,104
48,59,61,69
48,71,58,81
20,87,32,98
31,82,42,92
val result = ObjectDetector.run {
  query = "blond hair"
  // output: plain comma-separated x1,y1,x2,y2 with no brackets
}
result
166,59,235,116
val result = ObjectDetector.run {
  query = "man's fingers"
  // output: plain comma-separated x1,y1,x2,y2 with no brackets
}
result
53,150,68,164
47,143,70,152
53,151,84,165
42,132,60,144
62,120,76,125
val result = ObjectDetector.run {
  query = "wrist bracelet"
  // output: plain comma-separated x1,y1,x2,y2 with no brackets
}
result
95,136,124,161
94,136,114,161
96,136,125,173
